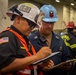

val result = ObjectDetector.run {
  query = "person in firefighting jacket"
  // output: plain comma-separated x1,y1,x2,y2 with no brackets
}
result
61,22,76,58
0,3,52,75
28,4,73,75
61,22,76,75
73,26,76,37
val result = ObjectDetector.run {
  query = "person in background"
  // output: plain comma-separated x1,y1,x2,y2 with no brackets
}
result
61,22,76,75
61,22,76,58
28,4,73,75
0,3,52,75
73,26,76,36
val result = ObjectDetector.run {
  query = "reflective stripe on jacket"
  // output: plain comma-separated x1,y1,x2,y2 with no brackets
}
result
61,32,76,58
61,34,76,49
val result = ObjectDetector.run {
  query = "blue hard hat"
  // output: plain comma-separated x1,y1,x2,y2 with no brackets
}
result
40,5,58,22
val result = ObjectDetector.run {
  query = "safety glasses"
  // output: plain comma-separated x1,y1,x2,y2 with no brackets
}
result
26,19,36,29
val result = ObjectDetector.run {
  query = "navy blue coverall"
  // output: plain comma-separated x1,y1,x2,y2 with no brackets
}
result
28,30,72,75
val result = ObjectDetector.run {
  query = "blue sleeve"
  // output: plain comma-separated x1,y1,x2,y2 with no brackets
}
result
61,40,73,61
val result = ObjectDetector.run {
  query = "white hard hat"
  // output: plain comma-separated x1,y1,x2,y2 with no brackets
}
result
6,3,40,25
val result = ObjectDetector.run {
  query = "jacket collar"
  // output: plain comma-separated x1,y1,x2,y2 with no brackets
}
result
10,25,29,43
51,33,60,50
36,30,60,49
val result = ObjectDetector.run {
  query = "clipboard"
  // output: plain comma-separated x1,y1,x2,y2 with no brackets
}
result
33,51,60,65
50,59,74,70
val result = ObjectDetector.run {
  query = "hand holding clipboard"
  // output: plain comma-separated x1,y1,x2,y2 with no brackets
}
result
33,51,60,65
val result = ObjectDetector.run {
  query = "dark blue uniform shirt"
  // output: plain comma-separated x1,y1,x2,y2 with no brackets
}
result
28,30,72,75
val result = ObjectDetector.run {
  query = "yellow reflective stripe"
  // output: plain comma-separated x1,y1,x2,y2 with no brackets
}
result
64,41,76,49
61,35,70,40
70,44,76,49
64,41,70,47
73,59,76,62
62,35,76,49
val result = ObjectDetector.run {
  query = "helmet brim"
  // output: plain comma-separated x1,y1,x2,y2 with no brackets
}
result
6,12,13,17
67,27,74,28
42,18,58,22
22,15,38,26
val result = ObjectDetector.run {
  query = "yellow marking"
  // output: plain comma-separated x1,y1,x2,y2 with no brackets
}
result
24,3,34,8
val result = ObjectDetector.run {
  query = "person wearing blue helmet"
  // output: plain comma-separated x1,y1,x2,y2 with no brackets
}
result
28,4,74,75
39,5,58,22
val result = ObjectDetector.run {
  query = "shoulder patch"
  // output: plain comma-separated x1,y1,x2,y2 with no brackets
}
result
0,37,9,44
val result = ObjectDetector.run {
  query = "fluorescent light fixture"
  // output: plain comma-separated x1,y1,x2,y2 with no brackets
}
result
71,3,74,6
55,0,60,2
